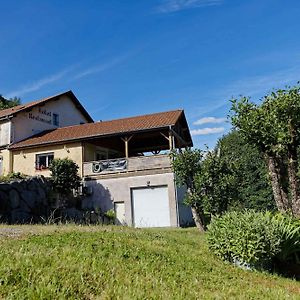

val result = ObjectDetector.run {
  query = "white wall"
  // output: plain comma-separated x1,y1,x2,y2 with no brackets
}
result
12,95,89,143
83,172,179,227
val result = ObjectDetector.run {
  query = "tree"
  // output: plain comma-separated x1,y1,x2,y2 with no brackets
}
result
49,158,81,195
231,85,300,216
170,149,206,231
217,131,275,211
171,147,235,231
194,148,235,215
0,95,21,110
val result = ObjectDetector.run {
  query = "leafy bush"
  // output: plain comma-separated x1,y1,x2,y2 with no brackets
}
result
207,210,300,270
271,214,300,264
0,172,27,182
104,209,116,224
49,158,81,195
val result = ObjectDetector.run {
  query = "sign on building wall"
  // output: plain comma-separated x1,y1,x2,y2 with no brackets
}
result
92,159,127,173
28,108,52,124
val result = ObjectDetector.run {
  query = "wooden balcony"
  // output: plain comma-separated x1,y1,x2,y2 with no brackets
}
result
83,154,172,177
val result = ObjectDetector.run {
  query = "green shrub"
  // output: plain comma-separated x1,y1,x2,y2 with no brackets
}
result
271,214,300,264
104,209,116,224
207,210,300,270
49,158,81,195
0,172,27,182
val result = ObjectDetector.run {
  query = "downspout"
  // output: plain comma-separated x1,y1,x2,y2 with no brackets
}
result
81,142,84,178
173,173,180,227
169,125,180,227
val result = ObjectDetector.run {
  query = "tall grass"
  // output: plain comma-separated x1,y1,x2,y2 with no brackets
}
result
0,225,299,299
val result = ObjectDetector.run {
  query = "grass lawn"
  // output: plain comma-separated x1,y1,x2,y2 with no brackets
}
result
0,225,299,299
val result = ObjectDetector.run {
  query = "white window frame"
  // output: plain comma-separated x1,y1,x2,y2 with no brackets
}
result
36,152,54,170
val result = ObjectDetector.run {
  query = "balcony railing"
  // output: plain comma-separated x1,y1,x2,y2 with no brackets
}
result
83,154,171,177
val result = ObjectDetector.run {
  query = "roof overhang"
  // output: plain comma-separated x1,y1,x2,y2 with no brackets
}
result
9,109,193,151
10,124,192,151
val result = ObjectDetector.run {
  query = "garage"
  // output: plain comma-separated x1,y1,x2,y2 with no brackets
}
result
131,185,171,227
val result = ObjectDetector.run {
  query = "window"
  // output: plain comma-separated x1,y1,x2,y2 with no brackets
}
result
53,113,59,126
36,152,54,170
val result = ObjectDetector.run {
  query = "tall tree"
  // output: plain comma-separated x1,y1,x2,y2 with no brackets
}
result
217,131,275,211
231,85,300,216
0,95,21,110
194,147,235,215
170,149,206,231
171,147,236,231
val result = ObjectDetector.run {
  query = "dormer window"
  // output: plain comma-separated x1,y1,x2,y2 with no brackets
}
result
53,113,59,126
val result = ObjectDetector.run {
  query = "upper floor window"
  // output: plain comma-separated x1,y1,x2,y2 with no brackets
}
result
53,113,59,126
36,152,54,170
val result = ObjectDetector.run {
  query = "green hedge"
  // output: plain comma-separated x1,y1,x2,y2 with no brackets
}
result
0,172,26,182
207,210,300,270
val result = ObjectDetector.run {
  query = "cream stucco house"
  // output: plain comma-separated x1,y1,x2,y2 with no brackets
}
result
0,91,193,227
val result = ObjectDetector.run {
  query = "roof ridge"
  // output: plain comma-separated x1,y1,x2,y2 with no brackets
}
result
99,109,183,123
36,109,184,131
22,90,72,107
10,109,189,150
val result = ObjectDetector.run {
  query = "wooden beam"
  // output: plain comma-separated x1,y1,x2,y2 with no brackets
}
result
160,132,170,141
170,128,188,147
169,131,174,151
121,135,133,158
125,139,128,158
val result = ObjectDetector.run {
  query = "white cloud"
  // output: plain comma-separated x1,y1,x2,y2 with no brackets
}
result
191,65,300,119
191,127,225,135
157,0,223,13
5,53,131,98
74,55,128,80
193,116,226,125
225,67,300,98
5,67,73,98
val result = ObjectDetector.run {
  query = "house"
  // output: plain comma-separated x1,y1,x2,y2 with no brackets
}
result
0,91,194,227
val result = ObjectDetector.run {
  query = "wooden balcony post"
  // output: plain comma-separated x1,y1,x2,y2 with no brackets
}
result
121,136,133,158
125,138,129,158
169,131,175,151
160,131,175,151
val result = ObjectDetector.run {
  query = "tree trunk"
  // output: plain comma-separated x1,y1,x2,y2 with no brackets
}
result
191,205,206,232
288,146,300,216
266,155,290,213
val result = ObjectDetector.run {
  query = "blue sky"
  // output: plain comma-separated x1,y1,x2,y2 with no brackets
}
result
1,0,300,149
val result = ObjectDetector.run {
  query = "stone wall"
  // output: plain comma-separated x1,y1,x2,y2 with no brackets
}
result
0,176,51,223
0,176,113,224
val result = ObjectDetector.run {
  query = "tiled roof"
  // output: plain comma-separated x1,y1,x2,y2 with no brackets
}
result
10,110,187,149
0,91,93,122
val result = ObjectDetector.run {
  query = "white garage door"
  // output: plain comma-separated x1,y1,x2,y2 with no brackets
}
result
131,186,170,228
